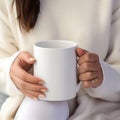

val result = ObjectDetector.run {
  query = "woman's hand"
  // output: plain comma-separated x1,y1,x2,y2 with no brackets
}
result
10,51,47,100
76,48,103,88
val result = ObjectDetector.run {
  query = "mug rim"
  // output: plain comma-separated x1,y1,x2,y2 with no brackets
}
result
34,40,78,49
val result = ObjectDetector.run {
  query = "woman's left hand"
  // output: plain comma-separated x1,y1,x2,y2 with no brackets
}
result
76,48,103,88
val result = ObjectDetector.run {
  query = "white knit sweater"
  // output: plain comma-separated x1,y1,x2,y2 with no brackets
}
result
1,0,120,120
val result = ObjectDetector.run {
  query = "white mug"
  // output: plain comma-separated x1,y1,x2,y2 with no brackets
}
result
34,40,78,101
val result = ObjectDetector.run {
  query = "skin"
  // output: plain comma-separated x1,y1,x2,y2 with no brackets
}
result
76,48,103,88
10,48,103,99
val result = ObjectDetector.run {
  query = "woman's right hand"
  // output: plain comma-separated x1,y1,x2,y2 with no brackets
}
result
10,51,47,100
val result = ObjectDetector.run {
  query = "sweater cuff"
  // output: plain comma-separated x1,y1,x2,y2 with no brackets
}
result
83,60,120,102
6,51,23,96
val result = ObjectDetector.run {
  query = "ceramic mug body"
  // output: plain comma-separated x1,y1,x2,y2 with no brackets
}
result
34,40,78,101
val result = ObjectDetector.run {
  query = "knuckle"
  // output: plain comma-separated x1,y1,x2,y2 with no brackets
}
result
95,53,99,59
31,85,42,92
85,52,99,61
21,72,26,80
94,54,99,61
87,72,94,79
19,81,26,90
85,52,92,61
83,63,89,70
31,86,37,91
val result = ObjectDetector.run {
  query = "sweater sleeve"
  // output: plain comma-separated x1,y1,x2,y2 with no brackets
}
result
0,1,22,96
83,1,120,102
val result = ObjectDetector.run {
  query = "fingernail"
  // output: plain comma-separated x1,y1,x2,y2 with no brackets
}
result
29,58,36,62
33,97,38,101
39,94,46,98
41,89,47,92
38,81,44,84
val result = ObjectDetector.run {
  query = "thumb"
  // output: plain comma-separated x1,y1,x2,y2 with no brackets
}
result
19,51,36,64
76,48,87,57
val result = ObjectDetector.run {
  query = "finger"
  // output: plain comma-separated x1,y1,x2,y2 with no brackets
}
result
78,52,99,65
23,82,47,93
14,65,44,84
82,78,101,88
23,90,46,100
12,75,47,93
78,62,99,73
76,48,86,57
79,71,99,81
18,51,36,64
